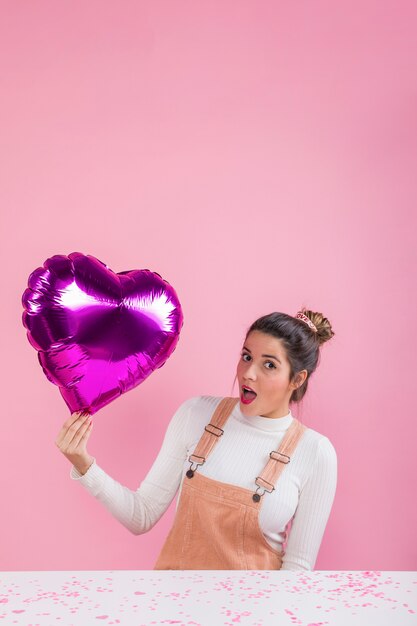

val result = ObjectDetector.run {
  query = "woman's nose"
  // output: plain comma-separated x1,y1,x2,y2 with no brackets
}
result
244,362,257,379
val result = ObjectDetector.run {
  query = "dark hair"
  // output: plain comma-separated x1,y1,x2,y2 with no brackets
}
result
233,308,335,404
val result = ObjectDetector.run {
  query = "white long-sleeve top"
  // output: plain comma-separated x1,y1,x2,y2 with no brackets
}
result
70,395,338,570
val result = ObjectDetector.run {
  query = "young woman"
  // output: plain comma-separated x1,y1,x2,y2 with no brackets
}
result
56,308,337,571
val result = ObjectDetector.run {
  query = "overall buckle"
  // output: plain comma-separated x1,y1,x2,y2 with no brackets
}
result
186,454,205,478
252,476,275,502
204,423,224,437
269,450,290,463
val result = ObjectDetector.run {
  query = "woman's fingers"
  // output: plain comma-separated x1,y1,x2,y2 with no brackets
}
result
55,412,90,451
70,415,93,451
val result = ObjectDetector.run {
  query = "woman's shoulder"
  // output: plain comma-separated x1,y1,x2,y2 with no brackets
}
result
176,395,228,427
294,423,337,490
172,395,225,445
298,423,337,460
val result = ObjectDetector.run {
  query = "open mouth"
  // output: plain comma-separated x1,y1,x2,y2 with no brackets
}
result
241,386,257,404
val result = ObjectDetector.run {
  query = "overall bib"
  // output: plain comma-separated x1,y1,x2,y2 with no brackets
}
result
154,396,307,570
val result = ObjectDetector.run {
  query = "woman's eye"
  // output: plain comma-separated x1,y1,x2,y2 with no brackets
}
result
240,354,275,369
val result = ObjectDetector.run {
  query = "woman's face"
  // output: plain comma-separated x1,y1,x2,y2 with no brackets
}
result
236,330,306,419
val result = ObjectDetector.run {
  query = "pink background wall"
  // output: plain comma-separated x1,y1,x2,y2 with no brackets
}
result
1,1,416,571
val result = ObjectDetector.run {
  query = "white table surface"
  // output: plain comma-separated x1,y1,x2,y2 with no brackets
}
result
0,569,416,626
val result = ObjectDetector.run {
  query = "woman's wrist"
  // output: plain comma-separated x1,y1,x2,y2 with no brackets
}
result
76,456,95,476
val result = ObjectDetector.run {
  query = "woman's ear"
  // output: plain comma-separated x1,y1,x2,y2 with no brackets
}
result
292,370,308,389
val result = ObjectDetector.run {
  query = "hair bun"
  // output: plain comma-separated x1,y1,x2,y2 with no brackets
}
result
298,308,335,346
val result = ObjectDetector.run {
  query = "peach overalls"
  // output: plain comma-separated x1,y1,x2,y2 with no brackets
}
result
154,396,307,570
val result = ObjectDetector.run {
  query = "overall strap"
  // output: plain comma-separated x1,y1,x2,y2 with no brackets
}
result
253,418,307,501
187,397,239,476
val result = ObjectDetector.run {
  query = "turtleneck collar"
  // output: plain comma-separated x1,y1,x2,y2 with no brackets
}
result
232,399,294,432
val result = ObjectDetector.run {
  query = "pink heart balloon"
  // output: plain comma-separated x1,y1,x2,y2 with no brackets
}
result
21,252,184,415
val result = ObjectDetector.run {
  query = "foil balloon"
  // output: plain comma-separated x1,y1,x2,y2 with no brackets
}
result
21,252,184,415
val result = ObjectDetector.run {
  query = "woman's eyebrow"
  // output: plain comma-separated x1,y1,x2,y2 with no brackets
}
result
242,346,281,364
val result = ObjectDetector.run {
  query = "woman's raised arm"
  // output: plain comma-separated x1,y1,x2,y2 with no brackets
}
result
62,396,199,535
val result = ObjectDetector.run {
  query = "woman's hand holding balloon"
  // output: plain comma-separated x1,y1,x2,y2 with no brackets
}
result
55,412,95,476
